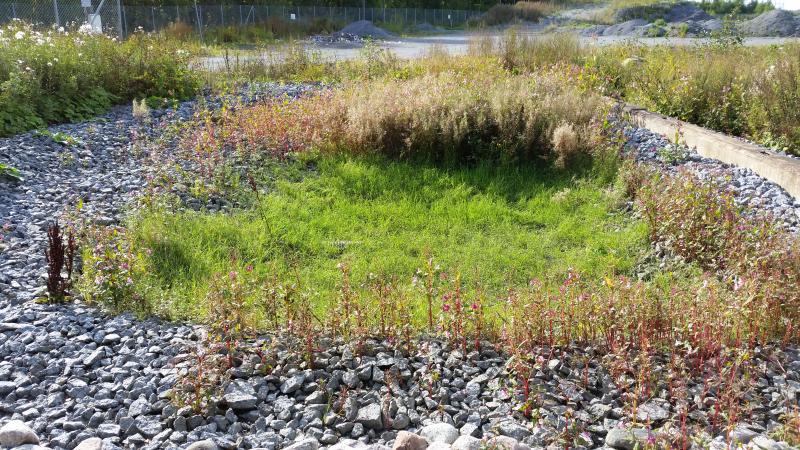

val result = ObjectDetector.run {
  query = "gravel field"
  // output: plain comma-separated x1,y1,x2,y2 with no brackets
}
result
1,85,799,450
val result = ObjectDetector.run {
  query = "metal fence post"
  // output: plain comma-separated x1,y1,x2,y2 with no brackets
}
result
53,0,60,26
193,0,203,42
116,0,124,37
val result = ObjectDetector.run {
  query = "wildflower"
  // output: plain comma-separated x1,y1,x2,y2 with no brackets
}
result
78,23,94,35
14,31,24,40
442,303,451,313
245,264,254,273
471,302,478,311
228,271,238,281
47,62,52,67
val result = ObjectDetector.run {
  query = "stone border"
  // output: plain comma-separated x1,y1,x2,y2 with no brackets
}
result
620,103,800,199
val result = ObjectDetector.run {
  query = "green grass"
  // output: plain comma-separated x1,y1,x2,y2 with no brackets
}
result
132,154,647,318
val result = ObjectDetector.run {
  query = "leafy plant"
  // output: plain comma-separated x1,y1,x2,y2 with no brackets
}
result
0,163,22,181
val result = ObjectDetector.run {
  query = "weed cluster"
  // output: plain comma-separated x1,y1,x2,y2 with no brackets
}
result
0,21,198,136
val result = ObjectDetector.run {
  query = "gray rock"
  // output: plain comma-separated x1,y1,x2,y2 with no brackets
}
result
357,403,384,430
97,423,121,438
223,380,258,410
498,421,530,440
605,428,652,450
281,374,305,395
134,416,162,438
636,402,669,423
420,423,458,444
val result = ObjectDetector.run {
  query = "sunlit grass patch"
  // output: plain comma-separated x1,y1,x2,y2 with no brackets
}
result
131,155,647,321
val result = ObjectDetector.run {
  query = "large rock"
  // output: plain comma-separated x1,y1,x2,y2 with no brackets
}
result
356,403,384,430
73,437,102,450
185,439,221,450
452,435,481,450
427,444,452,450
392,431,428,450
0,420,40,447
605,428,652,450
420,423,458,444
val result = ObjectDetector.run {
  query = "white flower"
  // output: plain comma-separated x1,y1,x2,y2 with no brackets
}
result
47,62,52,67
35,38,44,45
14,31,24,40
53,58,58,62
58,27,65,33
78,23,94,35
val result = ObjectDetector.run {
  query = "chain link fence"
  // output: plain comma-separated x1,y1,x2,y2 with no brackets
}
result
0,1,481,38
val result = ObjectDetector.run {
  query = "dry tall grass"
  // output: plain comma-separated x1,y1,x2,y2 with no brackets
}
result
189,71,609,165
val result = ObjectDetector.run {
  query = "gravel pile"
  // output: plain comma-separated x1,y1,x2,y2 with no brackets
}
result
337,21,395,39
2,86,800,450
739,9,800,37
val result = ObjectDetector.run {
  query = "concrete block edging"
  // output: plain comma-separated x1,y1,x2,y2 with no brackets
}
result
619,102,800,200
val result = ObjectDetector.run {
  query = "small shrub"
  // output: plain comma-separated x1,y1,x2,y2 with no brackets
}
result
79,225,149,314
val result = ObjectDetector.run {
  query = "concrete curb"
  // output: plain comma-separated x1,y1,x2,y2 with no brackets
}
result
620,103,800,199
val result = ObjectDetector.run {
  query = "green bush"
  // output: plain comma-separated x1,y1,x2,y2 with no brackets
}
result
0,22,199,137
